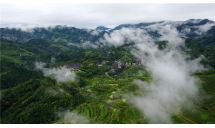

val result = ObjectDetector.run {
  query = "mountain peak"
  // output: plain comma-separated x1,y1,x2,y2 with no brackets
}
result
96,26,110,31
183,19,213,26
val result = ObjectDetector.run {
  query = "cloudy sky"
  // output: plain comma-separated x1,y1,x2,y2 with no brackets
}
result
0,3,215,28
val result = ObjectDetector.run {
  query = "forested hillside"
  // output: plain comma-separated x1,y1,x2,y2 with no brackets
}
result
0,19,215,123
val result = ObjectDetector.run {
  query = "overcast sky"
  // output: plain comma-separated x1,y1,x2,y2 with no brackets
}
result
0,3,215,28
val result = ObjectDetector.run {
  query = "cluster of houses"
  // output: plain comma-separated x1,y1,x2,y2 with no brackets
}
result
65,59,142,76
66,63,81,71
113,60,141,69
105,59,142,76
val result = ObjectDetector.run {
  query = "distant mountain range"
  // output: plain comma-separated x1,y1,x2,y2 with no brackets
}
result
1,19,215,124
1,19,214,43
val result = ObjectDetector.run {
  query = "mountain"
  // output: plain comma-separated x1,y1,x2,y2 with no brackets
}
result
1,19,214,42
96,26,110,31
0,19,215,124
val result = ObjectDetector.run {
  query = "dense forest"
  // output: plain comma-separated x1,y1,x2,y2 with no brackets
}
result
0,19,215,123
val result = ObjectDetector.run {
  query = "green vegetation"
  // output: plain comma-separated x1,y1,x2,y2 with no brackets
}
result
0,37,148,123
0,26,215,123
172,70,215,123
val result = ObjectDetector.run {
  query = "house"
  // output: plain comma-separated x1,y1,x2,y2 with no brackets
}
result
66,64,81,71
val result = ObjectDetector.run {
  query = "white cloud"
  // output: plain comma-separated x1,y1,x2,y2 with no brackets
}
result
35,62,76,83
146,22,184,46
102,25,205,123
102,28,150,46
197,22,215,33
58,110,89,124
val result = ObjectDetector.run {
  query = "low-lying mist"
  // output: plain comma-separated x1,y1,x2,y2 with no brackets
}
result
35,62,76,83
102,23,205,123
57,110,89,124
